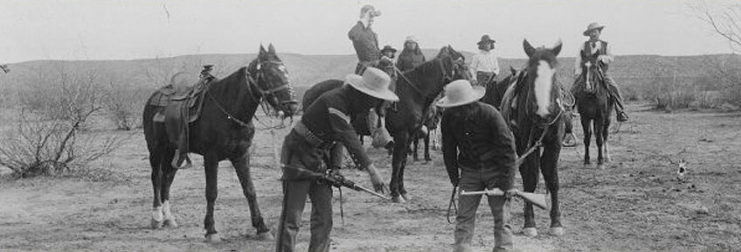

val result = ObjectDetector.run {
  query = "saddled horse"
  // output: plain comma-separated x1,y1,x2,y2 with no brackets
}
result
574,61,614,168
301,46,469,202
142,44,298,241
481,66,523,110
481,40,565,237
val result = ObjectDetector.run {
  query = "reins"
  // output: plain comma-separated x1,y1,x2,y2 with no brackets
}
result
392,58,454,100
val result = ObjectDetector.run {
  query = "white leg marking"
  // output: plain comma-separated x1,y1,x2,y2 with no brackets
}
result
534,60,555,117
162,201,173,220
152,206,163,222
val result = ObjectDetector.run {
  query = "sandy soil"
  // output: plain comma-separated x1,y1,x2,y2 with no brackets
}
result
1,104,740,252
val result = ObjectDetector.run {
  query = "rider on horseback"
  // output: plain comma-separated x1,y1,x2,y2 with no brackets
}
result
572,22,629,122
470,34,500,87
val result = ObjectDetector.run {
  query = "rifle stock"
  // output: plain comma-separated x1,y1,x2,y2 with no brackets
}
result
460,189,549,210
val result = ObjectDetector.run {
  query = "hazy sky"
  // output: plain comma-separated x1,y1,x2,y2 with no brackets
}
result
0,0,735,63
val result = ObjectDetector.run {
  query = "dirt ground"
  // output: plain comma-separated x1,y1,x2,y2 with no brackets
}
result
2,103,740,252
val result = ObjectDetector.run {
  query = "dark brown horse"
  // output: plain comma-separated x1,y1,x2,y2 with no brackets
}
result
481,40,565,237
143,45,297,242
410,104,442,162
301,46,469,202
574,62,614,168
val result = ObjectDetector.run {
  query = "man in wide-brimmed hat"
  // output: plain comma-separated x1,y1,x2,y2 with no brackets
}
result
573,22,629,122
275,67,397,252
470,34,500,87
438,80,517,252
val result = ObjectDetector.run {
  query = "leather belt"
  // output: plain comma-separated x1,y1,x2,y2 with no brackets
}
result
293,121,326,147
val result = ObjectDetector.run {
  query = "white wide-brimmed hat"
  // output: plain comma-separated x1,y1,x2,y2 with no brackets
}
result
436,80,485,108
583,22,605,36
346,67,399,101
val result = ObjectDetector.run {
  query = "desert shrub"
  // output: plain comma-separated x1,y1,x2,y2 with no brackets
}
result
0,66,125,178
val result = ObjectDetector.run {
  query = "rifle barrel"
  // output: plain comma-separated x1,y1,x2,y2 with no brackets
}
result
354,185,391,200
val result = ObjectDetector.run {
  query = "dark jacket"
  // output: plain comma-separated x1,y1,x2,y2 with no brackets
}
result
300,86,378,170
396,50,425,71
348,21,381,62
441,102,517,189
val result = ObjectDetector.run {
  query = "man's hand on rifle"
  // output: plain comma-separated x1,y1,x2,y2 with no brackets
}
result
504,188,517,200
366,164,388,194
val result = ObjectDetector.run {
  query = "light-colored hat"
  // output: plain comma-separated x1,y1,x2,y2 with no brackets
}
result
360,5,382,17
346,67,399,101
583,22,605,36
405,35,418,44
436,80,485,108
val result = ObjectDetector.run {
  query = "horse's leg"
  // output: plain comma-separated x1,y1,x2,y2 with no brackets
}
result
150,151,165,229
540,142,563,236
230,152,273,240
594,118,605,169
603,117,611,163
412,134,420,162
203,154,221,242
390,131,410,203
400,131,414,201
160,149,179,228
521,154,541,237
423,131,431,162
580,117,592,166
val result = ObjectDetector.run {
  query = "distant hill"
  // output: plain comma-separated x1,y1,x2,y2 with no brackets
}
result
2,49,739,102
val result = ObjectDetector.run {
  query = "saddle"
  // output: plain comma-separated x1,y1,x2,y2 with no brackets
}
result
150,78,211,168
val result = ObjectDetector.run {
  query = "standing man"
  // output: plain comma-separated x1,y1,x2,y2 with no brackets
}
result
574,22,629,122
275,68,398,252
469,34,500,87
348,4,386,75
438,80,517,252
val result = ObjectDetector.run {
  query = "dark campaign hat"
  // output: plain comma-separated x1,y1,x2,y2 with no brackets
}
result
381,45,397,53
477,34,496,45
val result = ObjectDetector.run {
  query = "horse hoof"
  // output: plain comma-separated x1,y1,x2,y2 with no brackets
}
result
150,219,164,229
205,233,222,243
550,227,565,236
401,193,412,202
256,231,274,241
523,227,538,237
391,196,406,203
163,218,178,228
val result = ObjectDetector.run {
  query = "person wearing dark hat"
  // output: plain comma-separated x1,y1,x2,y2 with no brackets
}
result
573,22,629,122
275,67,397,252
469,35,500,87
438,80,517,252
348,4,386,75
200,64,215,82
378,45,398,80
396,35,426,72
380,45,397,59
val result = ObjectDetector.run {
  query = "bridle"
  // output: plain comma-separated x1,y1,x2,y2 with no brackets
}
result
393,56,463,100
206,59,297,128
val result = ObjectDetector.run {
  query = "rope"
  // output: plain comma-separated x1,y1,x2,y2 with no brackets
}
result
339,187,345,226
446,186,458,224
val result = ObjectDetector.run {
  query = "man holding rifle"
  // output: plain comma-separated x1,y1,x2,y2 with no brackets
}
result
438,80,517,252
275,67,398,252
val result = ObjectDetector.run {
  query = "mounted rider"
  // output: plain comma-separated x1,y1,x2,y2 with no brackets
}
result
470,35,500,87
572,22,629,122
348,4,394,149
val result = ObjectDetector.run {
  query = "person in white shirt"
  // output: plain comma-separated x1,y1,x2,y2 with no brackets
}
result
469,35,500,87
572,22,629,122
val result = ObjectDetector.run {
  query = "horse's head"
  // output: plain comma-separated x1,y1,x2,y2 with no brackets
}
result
522,39,563,125
436,45,471,82
248,44,298,119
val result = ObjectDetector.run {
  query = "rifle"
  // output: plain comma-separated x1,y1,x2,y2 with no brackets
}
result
282,164,390,200
460,188,549,210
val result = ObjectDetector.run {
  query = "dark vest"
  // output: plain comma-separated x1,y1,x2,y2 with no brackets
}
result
580,40,608,72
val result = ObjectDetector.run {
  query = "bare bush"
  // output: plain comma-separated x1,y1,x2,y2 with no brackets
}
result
102,78,151,130
0,66,125,178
